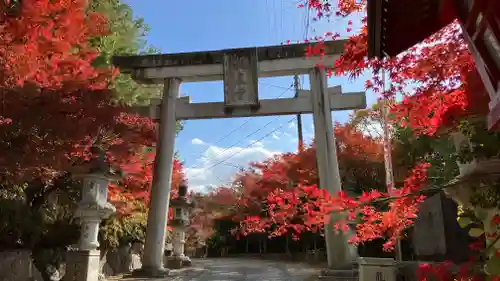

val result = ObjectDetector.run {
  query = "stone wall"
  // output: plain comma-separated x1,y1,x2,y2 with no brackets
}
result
0,250,42,281
0,246,145,280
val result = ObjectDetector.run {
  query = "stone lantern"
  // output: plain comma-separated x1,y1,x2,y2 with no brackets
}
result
75,173,116,250
166,184,194,269
65,147,118,281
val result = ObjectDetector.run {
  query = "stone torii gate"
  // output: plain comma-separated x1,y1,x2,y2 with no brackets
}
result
112,40,366,277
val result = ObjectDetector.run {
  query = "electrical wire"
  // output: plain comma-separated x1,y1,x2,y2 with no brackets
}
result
201,117,296,172
187,0,295,185
188,84,294,170
299,1,311,88
187,83,293,159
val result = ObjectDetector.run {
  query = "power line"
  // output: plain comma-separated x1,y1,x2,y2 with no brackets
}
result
189,117,283,171
259,82,293,91
220,162,246,170
303,0,311,39
188,83,293,161
266,0,273,40
190,84,293,169
188,3,297,182
295,1,311,150
201,118,297,172
294,74,304,151
204,1,311,163
190,0,294,181
299,1,311,87
280,0,284,41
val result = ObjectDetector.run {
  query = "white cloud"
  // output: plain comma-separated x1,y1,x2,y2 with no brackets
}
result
251,141,264,147
271,133,280,140
191,138,205,145
302,124,315,143
185,144,280,193
359,121,383,138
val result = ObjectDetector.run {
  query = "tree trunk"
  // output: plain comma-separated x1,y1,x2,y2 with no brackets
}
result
245,237,249,254
303,240,309,255
285,234,291,257
263,236,267,254
259,236,262,255
32,256,52,281
32,248,65,281
99,249,108,279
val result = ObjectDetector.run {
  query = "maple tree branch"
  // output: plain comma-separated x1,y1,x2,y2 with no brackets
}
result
333,171,500,214
483,235,500,256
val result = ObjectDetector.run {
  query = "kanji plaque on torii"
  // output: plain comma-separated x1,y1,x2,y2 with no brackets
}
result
223,49,259,109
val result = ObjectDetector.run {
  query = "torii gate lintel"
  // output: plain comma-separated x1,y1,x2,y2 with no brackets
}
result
132,85,366,121
113,40,346,83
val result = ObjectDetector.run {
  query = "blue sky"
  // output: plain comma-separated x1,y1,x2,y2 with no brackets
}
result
124,0,374,191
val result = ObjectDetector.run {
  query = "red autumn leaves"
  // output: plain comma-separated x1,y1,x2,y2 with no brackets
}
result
229,123,426,250
0,0,158,215
293,0,496,280
302,0,486,136
238,150,430,251
0,0,114,89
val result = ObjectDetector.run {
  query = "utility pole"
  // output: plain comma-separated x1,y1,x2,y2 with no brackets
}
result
294,74,304,151
381,71,403,262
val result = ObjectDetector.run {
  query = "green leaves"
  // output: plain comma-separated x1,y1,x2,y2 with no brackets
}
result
89,0,163,106
457,216,472,228
485,255,500,276
468,227,485,237
475,208,489,221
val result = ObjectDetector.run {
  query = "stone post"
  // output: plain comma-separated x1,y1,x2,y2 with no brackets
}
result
65,159,117,281
166,185,193,269
309,67,357,277
137,78,181,277
358,258,396,281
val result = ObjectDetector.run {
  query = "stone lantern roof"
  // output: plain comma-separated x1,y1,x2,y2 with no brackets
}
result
170,185,195,208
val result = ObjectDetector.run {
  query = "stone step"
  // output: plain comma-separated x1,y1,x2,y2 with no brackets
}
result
318,269,359,281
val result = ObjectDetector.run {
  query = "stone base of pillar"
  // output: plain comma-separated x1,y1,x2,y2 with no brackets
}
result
131,266,170,278
181,255,192,266
65,250,100,281
319,269,359,281
318,262,359,281
318,270,359,281
166,257,183,269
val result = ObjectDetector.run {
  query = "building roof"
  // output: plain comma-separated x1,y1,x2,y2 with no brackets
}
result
367,0,455,58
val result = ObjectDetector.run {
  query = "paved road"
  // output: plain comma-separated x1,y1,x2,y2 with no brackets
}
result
180,258,320,281
120,258,321,281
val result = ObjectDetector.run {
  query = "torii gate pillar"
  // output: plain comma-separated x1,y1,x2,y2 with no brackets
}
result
310,68,358,272
137,78,181,277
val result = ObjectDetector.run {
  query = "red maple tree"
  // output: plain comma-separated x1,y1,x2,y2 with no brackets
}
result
0,0,114,90
238,1,498,279
0,0,161,214
110,150,186,215
184,187,241,249
236,123,386,237
276,0,497,279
